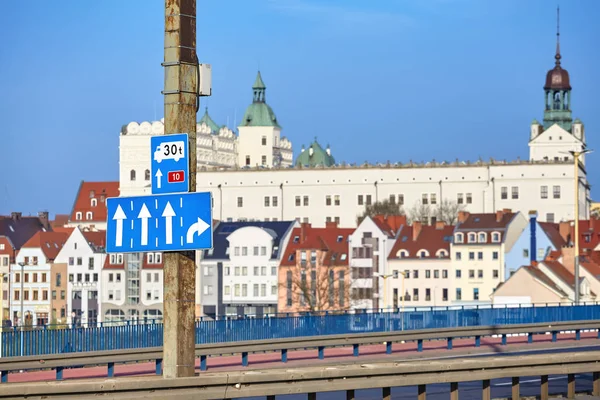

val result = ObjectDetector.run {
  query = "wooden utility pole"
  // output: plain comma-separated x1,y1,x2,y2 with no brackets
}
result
162,0,197,378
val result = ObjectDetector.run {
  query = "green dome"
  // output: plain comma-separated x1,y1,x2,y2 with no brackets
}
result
198,107,220,133
295,139,335,167
238,71,281,129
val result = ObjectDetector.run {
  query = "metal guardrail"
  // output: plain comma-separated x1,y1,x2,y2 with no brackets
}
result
1,349,600,399
1,320,598,383
4,303,600,357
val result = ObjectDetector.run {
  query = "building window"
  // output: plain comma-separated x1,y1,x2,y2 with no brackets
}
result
501,187,507,200
469,269,475,278
511,186,519,199
130,170,136,181
493,251,499,260
469,252,474,260
456,288,462,301
493,270,499,279
457,193,463,204
334,195,340,206
145,169,150,181
357,195,364,205
422,194,428,205
398,194,404,205
76,212,82,220
261,155,267,165
468,233,476,243
492,232,500,242
326,195,331,206
389,194,395,204
303,196,309,206
455,233,464,243
272,196,278,207
365,195,372,205
473,288,479,300
245,155,250,166
237,197,243,207
261,136,267,146
264,196,270,207
478,270,483,278
553,185,561,199
477,252,483,260
523,249,529,258
456,270,461,278
466,193,472,204
546,213,555,223
91,198,97,207
541,186,548,199
478,233,486,242
430,193,437,205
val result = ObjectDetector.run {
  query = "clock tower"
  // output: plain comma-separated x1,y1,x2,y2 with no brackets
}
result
543,7,573,132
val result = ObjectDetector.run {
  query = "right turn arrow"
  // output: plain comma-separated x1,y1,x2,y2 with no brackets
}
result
186,218,210,244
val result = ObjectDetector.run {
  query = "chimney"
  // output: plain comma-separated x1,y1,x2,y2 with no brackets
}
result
10,212,22,221
38,211,50,230
435,221,445,230
502,208,512,214
300,222,311,244
325,221,338,229
558,221,572,244
496,210,504,223
529,211,538,263
412,221,422,241
457,211,470,223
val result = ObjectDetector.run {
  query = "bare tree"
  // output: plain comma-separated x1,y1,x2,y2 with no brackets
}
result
280,262,353,313
406,200,432,224
356,199,405,225
433,199,466,225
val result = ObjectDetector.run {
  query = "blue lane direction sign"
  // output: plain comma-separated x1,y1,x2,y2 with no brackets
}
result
106,192,212,253
151,133,190,195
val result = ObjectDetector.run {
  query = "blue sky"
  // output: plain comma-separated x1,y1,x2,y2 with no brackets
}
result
1,0,599,217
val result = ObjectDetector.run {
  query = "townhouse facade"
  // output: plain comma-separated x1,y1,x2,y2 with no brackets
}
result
278,222,354,313
348,215,403,310
9,231,68,326
387,221,455,308
54,228,106,326
450,210,527,303
200,221,296,317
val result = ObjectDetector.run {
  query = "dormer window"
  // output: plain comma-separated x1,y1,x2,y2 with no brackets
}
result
418,250,429,258
478,233,486,243
454,233,464,243
91,198,97,207
436,249,448,258
293,236,300,243
492,232,501,243
468,233,476,243
76,212,82,221
398,250,409,258
86,211,93,220
337,235,343,242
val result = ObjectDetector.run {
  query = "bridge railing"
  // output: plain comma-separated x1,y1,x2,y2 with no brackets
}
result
3,303,600,357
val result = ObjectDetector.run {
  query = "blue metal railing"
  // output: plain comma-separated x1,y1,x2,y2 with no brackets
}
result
2,303,600,357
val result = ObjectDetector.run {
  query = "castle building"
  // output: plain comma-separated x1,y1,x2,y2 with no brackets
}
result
118,34,590,227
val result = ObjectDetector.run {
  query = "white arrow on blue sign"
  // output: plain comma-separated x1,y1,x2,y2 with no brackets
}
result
151,133,190,195
106,192,213,253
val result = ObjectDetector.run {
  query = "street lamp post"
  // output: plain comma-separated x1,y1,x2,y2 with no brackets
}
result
17,262,24,356
566,149,593,305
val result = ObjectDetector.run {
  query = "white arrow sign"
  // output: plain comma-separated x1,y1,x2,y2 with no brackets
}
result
162,201,176,245
155,169,163,189
112,205,127,247
138,204,151,246
186,217,210,244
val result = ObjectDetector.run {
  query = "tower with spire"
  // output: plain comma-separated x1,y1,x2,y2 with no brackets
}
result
529,7,586,164
237,71,293,168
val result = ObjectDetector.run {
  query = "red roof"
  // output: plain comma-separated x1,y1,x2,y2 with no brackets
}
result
103,254,124,269
280,223,354,267
559,219,600,253
542,260,576,286
21,231,69,261
142,253,164,269
51,214,70,229
69,181,119,223
82,230,107,250
538,222,567,249
371,214,406,237
388,222,454,259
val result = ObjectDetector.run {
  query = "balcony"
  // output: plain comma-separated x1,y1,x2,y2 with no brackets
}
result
350,258,372,268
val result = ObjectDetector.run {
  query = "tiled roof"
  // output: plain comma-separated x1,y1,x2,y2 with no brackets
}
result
69,181,119,223
455,211,515,231
0,214,50,250
538,222,566,249
371,214,406,238
280,223,354,267
21,231,69,261
542,260,576,286
523,265,568,297
142,253,163,269
103,254,124,270
82,230,107,252
388,222,454,259
203,221,296,260
51,214,70,229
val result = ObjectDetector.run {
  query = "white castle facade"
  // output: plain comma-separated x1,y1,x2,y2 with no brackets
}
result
119,53,591,227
